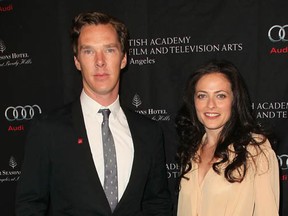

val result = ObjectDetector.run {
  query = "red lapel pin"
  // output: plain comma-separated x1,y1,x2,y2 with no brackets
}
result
77,138,83,144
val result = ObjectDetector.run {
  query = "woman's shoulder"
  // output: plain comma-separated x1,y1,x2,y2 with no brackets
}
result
247,133,278,173
248,133,274,154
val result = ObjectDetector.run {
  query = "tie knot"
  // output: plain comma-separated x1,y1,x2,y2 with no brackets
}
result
98,109,111,121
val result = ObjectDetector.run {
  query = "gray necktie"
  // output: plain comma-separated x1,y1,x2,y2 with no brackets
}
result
98,109,118,212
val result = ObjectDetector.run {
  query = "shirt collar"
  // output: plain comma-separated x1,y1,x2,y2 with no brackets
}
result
80,90,121,118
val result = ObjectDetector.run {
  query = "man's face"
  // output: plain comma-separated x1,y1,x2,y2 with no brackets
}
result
74,24,127,105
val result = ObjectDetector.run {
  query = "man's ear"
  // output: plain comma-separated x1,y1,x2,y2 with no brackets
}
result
74,56,81,71
120,53,127,69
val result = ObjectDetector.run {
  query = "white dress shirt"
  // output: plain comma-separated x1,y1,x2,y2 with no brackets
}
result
80,90,134,200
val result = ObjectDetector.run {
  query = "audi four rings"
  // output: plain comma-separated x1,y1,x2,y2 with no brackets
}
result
278,154,288,170
268,25,288,42
5,105,42,121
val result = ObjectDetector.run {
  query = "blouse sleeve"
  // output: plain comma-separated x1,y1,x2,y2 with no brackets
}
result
253,140,279,216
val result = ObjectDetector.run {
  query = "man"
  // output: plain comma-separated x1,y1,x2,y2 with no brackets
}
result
15,12,172,216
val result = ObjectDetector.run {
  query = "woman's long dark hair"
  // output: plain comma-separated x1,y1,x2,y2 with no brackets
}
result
176,59,270,183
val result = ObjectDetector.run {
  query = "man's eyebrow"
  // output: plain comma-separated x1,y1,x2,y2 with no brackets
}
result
79,45,93,49
104,43,120,48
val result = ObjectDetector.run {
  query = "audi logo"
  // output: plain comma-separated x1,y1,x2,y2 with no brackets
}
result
268,25,288,42
277,154,288,170
5,105,42,121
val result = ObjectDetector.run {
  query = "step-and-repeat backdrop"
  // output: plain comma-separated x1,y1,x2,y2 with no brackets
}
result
0,0,287,215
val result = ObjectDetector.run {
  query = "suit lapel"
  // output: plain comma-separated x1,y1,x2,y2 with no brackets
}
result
71,100,112,214
115,108,150,209
71,100,96,174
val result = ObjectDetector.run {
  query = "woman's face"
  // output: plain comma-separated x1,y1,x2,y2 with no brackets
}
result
194,72,233,134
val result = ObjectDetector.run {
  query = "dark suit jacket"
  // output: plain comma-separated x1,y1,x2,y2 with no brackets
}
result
15,99,172,216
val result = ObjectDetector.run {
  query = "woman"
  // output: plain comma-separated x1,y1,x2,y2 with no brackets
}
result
176,60,279,216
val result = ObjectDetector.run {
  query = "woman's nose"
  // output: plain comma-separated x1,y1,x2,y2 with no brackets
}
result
207,97,216,109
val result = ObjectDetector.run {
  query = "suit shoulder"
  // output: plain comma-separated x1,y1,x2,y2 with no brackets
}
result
122,107,159,126
29,101,76,129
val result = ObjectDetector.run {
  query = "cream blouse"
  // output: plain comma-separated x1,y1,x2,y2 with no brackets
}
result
177,139,279,216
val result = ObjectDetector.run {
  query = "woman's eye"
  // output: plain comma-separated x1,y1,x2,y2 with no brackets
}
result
196,94,206,99
217,94,226,99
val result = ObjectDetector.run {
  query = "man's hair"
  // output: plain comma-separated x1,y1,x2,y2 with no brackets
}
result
70,11,129,56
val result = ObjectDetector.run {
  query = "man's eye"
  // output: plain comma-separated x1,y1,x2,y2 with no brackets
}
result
82,49,94,55
106,48,116,53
